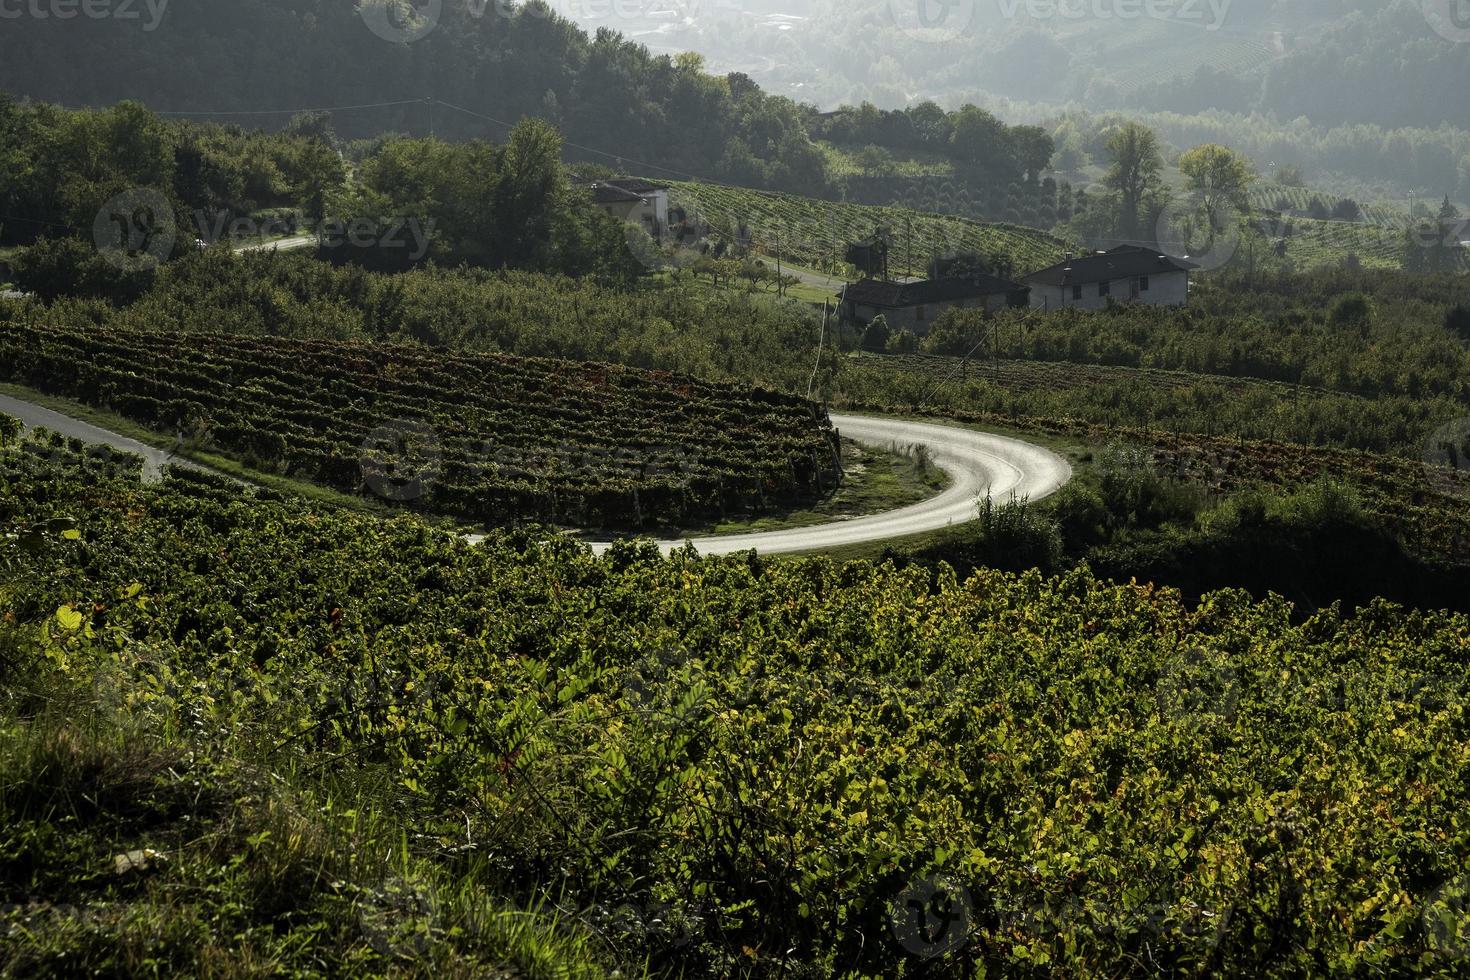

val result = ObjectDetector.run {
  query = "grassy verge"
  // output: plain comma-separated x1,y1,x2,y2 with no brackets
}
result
0,625,618,978
646,437,950,539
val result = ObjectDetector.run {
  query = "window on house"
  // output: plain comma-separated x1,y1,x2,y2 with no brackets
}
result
1139,275,1150,291
1072,284,1082,301
1098,280,1111,297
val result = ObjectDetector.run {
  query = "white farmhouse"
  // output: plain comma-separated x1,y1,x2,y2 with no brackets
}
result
1024,245,1196,311
583,178,669,242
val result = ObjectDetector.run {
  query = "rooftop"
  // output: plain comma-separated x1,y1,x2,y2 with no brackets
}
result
583,178,669,204
1023,245,1196,287
841,273,1027,308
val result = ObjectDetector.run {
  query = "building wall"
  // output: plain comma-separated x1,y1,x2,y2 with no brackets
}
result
1027,271,1189,311
594,191,669,239
847,292,1015,336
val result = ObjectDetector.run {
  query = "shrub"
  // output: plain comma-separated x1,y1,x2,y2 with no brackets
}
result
964,494,1064,573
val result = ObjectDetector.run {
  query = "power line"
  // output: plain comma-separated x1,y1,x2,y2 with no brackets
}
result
153,100,425,117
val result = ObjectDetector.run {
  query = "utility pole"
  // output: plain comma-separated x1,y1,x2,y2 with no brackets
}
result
907,216,913,279
776,232,784,297
426,96,434,138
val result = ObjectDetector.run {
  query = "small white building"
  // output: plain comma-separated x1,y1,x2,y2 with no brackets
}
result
584,178,669,241
837,274,1031,335
1024,245,1195,311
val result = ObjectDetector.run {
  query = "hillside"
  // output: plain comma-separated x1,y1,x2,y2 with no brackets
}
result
7,434,1470,975
0,321,839,529
665,181,1072,278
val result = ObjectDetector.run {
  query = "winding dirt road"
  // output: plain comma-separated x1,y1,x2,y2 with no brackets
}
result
0,393,1072,556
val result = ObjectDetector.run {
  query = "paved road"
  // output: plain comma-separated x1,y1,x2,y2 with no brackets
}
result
0,391,1072,555
0,392,219,482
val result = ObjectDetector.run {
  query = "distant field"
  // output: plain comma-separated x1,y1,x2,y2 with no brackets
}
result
663,180,1073,278
1250,184,1408,228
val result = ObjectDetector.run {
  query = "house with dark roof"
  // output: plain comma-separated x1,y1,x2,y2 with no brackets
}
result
1023,245,1196,311
837,274,1030,335
582,178,669,241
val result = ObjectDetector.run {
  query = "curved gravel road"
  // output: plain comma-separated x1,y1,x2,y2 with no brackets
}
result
0,392,1071,555
583,413,1072,555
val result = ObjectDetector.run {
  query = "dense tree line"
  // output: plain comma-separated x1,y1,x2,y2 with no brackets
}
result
0,0,836,197
812,102,1054,184
0,96,341,249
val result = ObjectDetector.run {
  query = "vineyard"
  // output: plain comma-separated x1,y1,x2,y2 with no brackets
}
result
663,180,1072,278
0,322,841,529
1249,184,1407,228
1251,215,1410,270
858,397,1470,569
8,436,1470,975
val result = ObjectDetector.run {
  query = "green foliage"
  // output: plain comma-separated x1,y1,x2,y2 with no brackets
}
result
9,436,1470,974
0,96,341,250
11,236,156,304
322,122,642,282
0,320,839,529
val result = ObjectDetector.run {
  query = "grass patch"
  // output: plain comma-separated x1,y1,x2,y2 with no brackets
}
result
0,631,617,978
691,437,948,537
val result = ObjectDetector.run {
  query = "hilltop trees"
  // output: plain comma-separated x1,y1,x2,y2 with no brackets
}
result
324,119,642,282
1178,144,1256,219
1102,123,1165,240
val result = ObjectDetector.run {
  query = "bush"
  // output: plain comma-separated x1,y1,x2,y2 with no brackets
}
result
1328,292,1373,328
1098,443,1208,529
963,494,1065,573
861,314,891,352
12,236,156,304
885,328,918,354
1047,480,1110,547
1446,305,1470,341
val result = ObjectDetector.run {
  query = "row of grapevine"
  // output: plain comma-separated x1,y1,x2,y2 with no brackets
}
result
8,436,1470,975
0,322,840,529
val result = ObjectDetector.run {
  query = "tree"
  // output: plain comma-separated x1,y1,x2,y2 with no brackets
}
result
1178,144,1255,222
1103,123,1165,241
1331,198,1362,222
862,314,891,352
950,105,1018,179
1011,125,1055,183
1275,164,1306,187
854,144,895,178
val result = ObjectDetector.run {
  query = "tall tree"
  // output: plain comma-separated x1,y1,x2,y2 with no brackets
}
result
1178,144,1255,219
1102,123,1164,241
